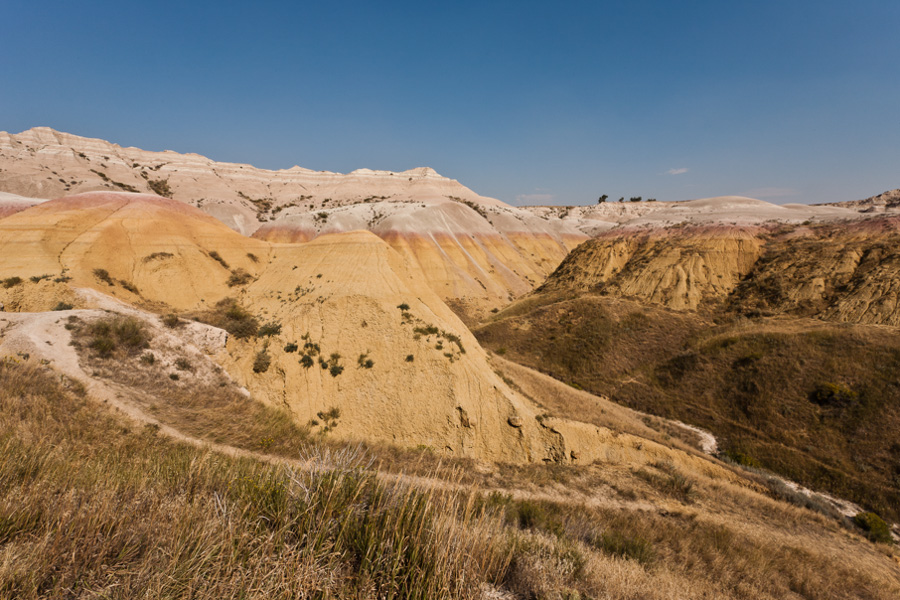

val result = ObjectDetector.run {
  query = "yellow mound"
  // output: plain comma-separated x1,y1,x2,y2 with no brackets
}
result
0,192,269,309
0,191,598,461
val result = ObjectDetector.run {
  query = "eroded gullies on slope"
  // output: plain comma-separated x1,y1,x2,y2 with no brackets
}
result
0,191,647,466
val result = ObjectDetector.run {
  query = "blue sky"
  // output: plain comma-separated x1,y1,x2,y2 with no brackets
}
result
2,1,898,205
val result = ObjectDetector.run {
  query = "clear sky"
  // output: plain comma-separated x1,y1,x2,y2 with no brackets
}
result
2,1,898,206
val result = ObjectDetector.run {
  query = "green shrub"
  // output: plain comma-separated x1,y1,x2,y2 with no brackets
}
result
88,336,117,358
148,178,172,198
317,407,341,421
853,512,893,544
406,354,414,362
357,353,374,369
161,313,182,328
284,342,298,353
258,322,282,337
92,269,113,285
208,251,229,269
723,449,762,468
300,354,315,369
811,382,857,407
194,299,259,339
2,276,23,288
397,303,410,311
323,353,344,377
253,350,271,374
85,316,151,358
119,280,139,294
227,268,252,287
414,325,440,337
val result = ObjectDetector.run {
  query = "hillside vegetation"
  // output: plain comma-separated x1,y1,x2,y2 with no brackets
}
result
4,356,900,598
476,223,900,521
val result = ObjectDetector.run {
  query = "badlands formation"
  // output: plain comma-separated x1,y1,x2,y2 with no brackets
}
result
3,128,900,598
0,192,564,461
1,127,898,464
0,127,585,318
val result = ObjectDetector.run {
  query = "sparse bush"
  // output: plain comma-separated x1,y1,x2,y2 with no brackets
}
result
175,358,194,372
414,325,440,337
147,178,172,198
169,372,179,380
142,252,174,262
192,298,259,339
253,350,271,374
208,251,229,269
119,280,139,294
29,274,50,283
247,252,259,263
52,302,74,311
284,342,298,353
358,352,374,369
258,322,282,337
88,336,117,358
162,313,182,328
300,354,315,369
84,315,151,359
406,354,414,362
140,352,156,365
397,303,410,311
227,268,252,287
317,407,341,421
321,352,343,377
2,276,23,288
92,268,113,285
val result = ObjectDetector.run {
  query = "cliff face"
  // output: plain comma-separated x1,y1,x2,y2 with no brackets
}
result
538,216,900,326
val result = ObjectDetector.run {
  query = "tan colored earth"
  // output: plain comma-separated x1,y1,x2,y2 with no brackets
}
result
0,191,648,463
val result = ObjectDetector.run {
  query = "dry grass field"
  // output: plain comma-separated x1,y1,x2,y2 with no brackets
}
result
3,313,900,598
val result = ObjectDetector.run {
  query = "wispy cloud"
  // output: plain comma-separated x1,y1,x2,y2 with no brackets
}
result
744,187,799,199
515,193,555,205
666,167,689,175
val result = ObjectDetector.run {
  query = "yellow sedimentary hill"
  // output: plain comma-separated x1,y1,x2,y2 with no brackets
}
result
0,191,611,462
0,127,586,315
0,191,268,310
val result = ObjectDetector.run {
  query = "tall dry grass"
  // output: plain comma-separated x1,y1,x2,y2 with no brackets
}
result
0,358,509,599
4,339,900,598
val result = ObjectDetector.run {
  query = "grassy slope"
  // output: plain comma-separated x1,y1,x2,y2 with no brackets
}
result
475,295,900,521
4,335,900,597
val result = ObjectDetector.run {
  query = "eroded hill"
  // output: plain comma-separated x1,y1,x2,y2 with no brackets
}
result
0,191,677,466
0,128,586,316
